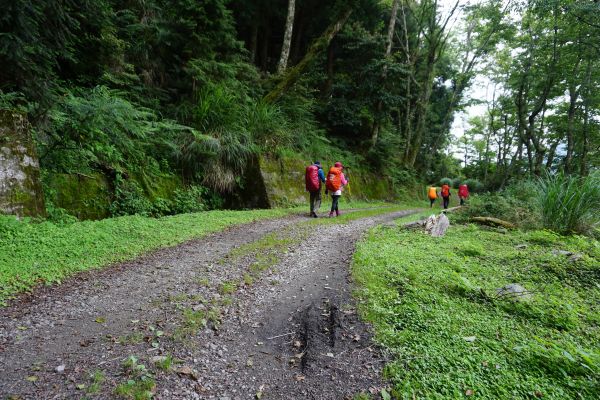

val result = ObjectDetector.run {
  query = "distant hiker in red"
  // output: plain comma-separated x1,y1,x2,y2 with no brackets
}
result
458,184,469,206
441,183,451,209
325,162,348,217
305,161,326,217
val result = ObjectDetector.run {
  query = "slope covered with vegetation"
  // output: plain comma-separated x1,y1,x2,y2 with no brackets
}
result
353,222,599,399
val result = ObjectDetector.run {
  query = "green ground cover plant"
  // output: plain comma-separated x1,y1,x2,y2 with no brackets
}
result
352,224,600,399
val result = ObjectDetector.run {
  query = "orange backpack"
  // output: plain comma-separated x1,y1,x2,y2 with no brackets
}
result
428,187,437,200
441,184,450,197
326,167,342,192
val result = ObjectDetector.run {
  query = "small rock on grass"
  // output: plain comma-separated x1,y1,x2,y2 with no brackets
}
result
552,249,572,256
568,253,583,262
496,283,532,301
55,365,65,373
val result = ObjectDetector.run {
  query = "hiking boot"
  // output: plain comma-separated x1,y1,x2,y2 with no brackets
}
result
335,210,341,217
329,211,334,217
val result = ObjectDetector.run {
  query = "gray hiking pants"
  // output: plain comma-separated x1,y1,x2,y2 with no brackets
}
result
309,190,322,214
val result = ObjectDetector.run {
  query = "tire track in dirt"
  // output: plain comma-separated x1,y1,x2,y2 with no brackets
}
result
0,209,419,399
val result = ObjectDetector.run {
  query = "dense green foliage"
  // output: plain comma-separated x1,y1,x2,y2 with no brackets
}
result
0,0,510,218
353,223,600,399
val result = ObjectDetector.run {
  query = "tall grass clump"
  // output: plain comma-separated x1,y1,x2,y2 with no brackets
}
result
535,172,600,235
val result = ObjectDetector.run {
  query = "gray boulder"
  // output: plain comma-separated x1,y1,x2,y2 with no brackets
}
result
495,283,532,302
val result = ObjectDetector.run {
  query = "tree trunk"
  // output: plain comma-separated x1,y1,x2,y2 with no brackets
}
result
580,59,593,176
546,140,559,170
371,0,401,147
277,0,296,73
564,58,582,174
264,8,353,104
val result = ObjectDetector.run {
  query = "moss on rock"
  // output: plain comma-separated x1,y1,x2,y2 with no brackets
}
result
45,173,112,220
0,110,46,217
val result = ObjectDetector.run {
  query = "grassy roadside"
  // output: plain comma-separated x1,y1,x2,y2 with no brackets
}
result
352,223,599,399
0,199,407,305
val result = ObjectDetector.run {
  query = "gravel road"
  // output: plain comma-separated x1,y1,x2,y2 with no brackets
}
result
0,209,418,399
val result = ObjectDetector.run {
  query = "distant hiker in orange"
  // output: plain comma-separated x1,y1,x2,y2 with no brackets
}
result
325,162,348,217
458,183,469,206
427,185,438,208
305,161,326,217
441,183,451,209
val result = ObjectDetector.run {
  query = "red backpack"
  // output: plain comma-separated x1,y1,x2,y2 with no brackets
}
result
441,184,450,197
305,165,320,191
326,167,342,192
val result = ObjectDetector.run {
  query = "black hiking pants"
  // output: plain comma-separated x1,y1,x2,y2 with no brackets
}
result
442,196,450,209
309,190,322,215
429,198,436,208
331,195,341,212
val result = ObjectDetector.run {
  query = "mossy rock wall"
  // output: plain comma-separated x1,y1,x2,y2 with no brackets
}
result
45,173,112,220
259,156,397,207
0,110,46,217
46,173,183,220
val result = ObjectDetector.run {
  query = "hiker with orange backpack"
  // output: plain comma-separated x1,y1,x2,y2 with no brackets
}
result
458,183,469,206
305,161,326,217
441,183,451,209
325,162,348,217
427,185,439,208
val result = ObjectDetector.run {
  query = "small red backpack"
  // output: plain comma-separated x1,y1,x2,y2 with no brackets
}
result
441,184,450,197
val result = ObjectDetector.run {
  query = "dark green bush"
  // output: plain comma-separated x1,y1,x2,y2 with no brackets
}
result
454,192,540,229
109,178,152,216
46,204,78,224
171,186,208,214
535,172,600,235
463,178,483,193
440,177,453,186
151,198,172,217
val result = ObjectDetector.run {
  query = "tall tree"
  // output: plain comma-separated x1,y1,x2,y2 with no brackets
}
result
277,0,296,73
370,0,400,146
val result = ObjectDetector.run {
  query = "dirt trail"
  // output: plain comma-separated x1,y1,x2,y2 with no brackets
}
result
0,209,418,399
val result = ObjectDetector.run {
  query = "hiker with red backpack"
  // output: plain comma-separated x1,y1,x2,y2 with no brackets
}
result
458,183,469,206
325,162,348,217
305,161,326,217
441,183,451,209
